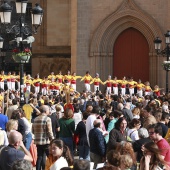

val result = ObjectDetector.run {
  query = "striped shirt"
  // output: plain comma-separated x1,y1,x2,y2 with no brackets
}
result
32,114,54,145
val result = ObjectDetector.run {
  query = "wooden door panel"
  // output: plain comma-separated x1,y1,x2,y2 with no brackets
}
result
113,28,149,82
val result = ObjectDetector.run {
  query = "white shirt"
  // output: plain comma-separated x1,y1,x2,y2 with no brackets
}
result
86,114,96,145
0,130,8,145
50,156,68,170
21,117,31,135
73,112,82,129
127,128,139,141
133,115,140,119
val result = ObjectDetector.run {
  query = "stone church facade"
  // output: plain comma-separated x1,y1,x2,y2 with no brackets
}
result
32,0,170,92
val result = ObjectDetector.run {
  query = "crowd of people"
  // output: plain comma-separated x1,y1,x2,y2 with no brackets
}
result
0,70,170,170
0,70,163,97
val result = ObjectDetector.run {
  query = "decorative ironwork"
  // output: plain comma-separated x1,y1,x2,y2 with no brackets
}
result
163,61,170,71
154,31,170,93
0,0,43,107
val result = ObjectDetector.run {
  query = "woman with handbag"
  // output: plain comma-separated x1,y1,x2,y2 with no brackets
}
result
74,112,91,160
59,108,75,156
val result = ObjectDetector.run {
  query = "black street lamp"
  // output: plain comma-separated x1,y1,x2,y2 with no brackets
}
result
154,30,170,93
0,0,43,107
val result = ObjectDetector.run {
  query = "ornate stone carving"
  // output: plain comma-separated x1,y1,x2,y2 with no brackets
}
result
39,57,71,77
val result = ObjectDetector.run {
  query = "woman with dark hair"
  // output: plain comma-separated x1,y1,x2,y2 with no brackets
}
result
11,109,26,145
140,142,169,170
105,111,118,143
107,117,127,151
45,139,73,170
73,104,82,129
74,112,90,160
127,118,141,142
59,108,75,155
11,108,32,150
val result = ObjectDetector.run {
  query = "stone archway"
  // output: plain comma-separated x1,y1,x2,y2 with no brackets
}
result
89,0,164,87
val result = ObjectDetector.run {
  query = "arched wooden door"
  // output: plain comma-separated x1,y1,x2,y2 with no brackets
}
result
113,28,149,82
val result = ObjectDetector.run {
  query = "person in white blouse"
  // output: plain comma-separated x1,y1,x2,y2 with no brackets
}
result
20,110,32,150
0,128,8,146
127,118,141,142
73,104,82,129
45,139,73,170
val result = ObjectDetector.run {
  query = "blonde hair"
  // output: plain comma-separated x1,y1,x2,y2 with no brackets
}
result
6,119,18,132
132,107,140,116
120,154,133,169
55,104,62,112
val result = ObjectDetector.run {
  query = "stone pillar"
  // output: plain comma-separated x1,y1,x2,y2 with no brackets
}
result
71,0,77,72
71,0,92,91
156,52,169,91
150,52,165,89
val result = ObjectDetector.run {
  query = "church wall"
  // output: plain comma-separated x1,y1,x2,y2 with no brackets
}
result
87,0,170,90
31,0,170,91
47,0,71,46
90,0,169,38
31,0,71,78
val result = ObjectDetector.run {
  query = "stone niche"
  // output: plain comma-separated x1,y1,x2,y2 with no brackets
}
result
32,56,71,78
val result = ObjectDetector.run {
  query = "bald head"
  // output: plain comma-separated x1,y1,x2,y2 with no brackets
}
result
93,119,102,128
40,105,50,115
125,102,131,109
8,130,22,145
117,103,124,110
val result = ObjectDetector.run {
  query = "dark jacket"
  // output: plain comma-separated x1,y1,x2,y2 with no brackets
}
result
107,128,127,151
157,122,168,138
48,113,60,138
89,127,106,157
0,145,25,170
133,137,152,162
75,121,88,146
122,108,133,122
18,119,26,142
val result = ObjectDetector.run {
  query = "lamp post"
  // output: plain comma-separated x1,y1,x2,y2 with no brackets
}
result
0,0,43,107
154,30,170,93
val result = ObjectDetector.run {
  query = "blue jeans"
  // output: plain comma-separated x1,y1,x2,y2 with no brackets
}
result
79,145,90,160
60,137,74,156
25,132,32,150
